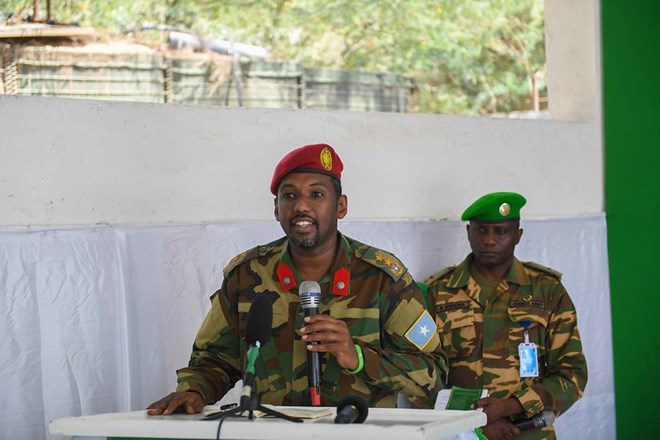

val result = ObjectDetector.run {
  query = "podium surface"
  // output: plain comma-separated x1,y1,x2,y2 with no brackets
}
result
49,406,486,440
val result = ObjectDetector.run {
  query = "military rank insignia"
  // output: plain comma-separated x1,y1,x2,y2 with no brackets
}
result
374,252,404,276
227,251,246,267
404,310,436,350
224,251,248,276
276,263,297,291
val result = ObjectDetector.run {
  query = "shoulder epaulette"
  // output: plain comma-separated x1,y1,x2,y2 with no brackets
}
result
223,246,265,277
424,266,456,284
356,245,406,281
523,261,562,280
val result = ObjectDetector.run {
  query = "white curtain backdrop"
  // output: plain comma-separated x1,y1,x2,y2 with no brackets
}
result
0,215,614,439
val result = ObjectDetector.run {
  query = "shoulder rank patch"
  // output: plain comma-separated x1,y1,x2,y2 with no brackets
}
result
223,246,262,277
424,266,456,284
358,247,406,281
523,261,562,280
404,310,437,350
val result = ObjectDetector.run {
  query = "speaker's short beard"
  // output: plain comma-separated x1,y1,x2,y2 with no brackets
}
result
290,230,320,249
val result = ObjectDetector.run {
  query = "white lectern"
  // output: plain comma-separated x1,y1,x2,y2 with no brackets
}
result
49,406,486,440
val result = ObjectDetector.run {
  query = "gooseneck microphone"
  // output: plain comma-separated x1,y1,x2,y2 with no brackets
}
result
240,295,273,411
334,395,369,424
299,281,322,406
513,410,555,430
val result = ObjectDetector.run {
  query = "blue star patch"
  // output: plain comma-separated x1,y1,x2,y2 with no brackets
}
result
404,310,436,350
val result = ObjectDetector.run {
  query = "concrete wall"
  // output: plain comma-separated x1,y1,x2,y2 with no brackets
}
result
545,0,600,121
0,96,601,226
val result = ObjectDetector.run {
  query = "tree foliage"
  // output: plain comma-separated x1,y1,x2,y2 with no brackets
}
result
0,0,546,115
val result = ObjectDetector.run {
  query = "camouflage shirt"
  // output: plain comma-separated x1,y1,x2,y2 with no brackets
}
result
426,254,587,440
176,233,447,408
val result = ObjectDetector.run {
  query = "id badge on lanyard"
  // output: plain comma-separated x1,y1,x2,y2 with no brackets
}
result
518,320,539,378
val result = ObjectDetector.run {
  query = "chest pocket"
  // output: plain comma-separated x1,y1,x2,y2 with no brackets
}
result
507,306,549,355
435,298,477,360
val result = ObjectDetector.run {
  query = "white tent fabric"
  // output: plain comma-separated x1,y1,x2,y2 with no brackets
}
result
0,215,614,439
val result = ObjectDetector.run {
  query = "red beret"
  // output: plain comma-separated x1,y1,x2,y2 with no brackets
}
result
270,143,343,195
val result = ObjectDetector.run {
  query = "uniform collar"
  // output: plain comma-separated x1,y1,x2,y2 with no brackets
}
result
447,253,530,288
275,232,353,296
506,257,531,286
446,254,474,288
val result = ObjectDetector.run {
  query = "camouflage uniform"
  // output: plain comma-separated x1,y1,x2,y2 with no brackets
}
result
426,254,587,440
177,233,447,408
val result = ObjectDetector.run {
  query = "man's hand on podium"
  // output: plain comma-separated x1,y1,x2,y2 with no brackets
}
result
475,397,524,440
474,396,523,422
480,418,521,440
147,391,205,416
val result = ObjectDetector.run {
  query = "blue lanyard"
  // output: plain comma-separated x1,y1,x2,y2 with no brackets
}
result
520,320,531,343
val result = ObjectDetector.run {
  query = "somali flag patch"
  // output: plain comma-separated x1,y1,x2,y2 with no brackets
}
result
404,310,436,350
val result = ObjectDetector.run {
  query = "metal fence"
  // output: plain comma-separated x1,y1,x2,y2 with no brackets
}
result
0,43,414,112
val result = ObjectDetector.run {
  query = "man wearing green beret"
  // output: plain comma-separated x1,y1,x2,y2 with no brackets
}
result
425,192,587,440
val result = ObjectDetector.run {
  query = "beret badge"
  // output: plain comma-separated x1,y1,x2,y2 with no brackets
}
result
461,192,526,221
320,147,333,171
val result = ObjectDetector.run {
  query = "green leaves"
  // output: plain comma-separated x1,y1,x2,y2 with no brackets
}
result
0,0,546,114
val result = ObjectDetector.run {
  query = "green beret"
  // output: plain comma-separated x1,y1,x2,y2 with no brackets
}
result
461,192,526,221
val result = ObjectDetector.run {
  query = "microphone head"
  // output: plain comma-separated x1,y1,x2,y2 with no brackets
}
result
540,410,555,427
299,281,321,310
245,295,273,345
335,395,369,424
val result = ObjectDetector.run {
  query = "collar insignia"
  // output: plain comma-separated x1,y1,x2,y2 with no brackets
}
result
276,263,297,291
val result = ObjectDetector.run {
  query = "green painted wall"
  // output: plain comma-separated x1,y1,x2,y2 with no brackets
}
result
602,1,660,438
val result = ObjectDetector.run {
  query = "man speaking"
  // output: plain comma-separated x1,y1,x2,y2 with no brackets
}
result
147,143,447,415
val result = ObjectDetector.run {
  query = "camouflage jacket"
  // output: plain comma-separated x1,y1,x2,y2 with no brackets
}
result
425,254,587,440
176,233,447,408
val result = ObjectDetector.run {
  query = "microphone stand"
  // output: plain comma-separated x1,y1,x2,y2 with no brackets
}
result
202,295,302,428
202,387,303,423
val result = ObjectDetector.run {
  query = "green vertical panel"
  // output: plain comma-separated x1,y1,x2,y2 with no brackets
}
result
602,1,660,438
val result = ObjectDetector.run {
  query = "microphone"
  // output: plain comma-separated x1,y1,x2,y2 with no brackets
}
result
334,395,369,424
299,281,322,406
513,410,555,431
240,295,273,411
